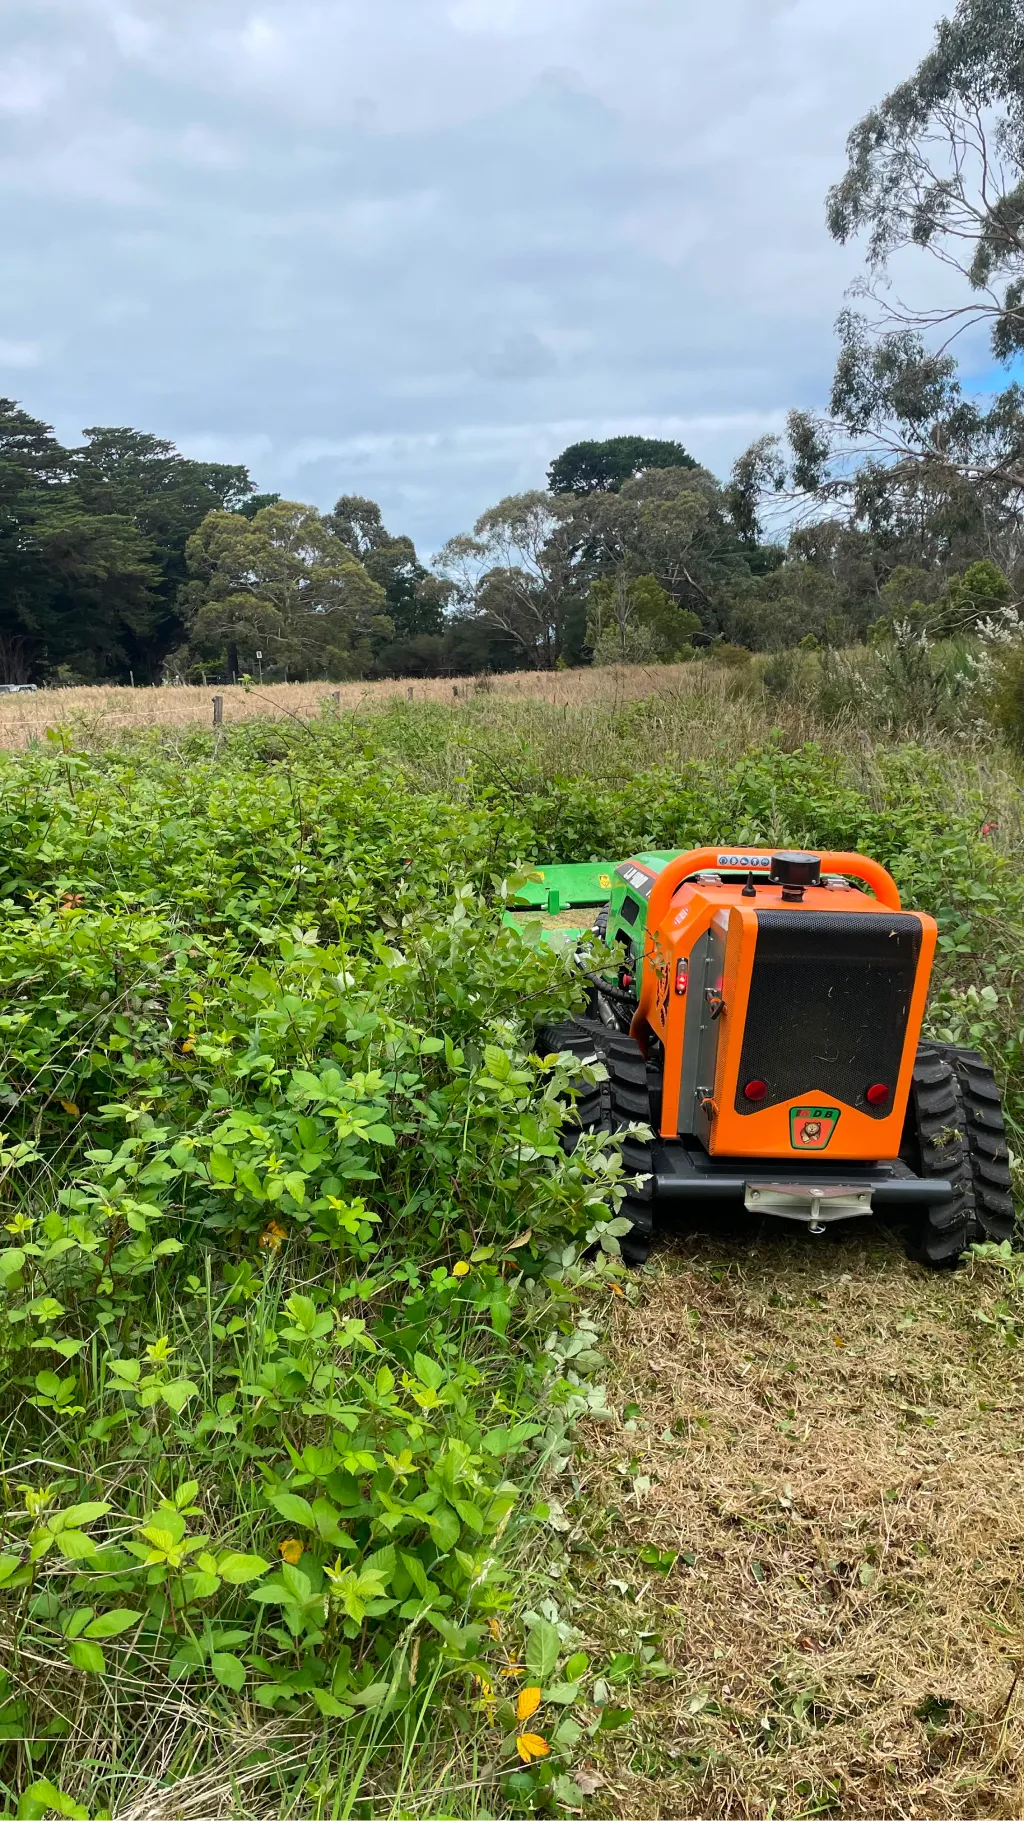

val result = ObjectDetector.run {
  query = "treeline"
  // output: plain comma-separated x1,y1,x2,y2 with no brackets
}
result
0,416,761,684
7,0,1024,687
2,406,1017,689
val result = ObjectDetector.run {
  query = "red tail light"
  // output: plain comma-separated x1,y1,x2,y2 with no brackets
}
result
675,959,688,996
743,1079,768,1103
866,1082,890,1106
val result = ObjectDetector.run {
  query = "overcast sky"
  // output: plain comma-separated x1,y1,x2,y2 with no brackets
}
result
1,0,949,551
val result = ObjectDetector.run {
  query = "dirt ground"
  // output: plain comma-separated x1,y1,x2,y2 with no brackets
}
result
566,1218,1024,1820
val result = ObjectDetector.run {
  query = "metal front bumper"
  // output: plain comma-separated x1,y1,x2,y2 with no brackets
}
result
651,1141,952,1224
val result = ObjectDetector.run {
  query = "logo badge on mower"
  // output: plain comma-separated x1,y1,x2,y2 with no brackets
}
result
790,1106,840,1150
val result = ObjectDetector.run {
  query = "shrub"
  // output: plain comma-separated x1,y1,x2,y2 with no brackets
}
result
991,642,1024,752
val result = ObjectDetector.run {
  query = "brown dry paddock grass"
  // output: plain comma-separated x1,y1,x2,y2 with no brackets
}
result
568,1224,1024,1821
0,662,723,747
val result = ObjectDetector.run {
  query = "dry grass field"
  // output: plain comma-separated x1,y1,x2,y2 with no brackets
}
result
0,664,715,747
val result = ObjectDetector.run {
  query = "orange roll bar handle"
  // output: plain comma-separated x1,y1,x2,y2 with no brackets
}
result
643,846,902,939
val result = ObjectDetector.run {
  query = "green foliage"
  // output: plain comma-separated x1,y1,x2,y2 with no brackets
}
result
755,634,985,736
0,714,662,1813
938,559,1013,633
991,641,1024,751
587,573,700,664
183,501,389,683
827,0,1024,360
328,496,449,650
547,436,698,496
0,404,255,686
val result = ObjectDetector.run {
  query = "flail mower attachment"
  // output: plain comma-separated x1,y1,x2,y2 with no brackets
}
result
509,847,1016,1268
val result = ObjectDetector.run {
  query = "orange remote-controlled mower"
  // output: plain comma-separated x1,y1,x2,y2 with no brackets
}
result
520,847,1014,1267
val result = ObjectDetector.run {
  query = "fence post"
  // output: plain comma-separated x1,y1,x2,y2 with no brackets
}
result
407,686,413,701
332,691,341,712
212,695,223,728
453,685,459,698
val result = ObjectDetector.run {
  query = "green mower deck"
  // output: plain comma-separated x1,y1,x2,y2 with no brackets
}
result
502,855,676,942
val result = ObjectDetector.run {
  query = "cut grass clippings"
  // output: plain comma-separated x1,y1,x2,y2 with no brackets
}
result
565,1222,1024,1820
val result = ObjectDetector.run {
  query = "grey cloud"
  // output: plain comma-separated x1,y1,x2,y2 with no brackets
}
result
0,0,946,551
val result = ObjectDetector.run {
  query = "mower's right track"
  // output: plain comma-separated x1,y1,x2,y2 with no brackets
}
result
913,1043,1015,1250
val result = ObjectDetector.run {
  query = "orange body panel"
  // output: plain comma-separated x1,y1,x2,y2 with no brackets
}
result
630,848,937,1161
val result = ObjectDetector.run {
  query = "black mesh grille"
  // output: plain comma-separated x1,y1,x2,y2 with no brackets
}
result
735,911,922,1116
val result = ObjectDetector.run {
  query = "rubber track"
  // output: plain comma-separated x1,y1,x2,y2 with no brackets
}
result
902,1049,975,1267
921,1043,1016,1245
606,1035,656,1268
535,1018,613,1134
537,1019,656,1266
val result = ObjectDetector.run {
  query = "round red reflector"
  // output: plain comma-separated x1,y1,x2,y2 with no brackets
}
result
744,1079,768,1103
866,1082,890,1106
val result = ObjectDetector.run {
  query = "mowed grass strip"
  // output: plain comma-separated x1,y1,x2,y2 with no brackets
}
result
568,1226,1024,1820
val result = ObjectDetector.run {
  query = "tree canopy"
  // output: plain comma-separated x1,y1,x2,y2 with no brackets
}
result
547,436,698,496
182,502,389,683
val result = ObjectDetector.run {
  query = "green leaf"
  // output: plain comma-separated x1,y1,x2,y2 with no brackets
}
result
598,1704,633,1732
83,1609,141,1639
211,1652,246,1691
284,1293,317,1333
64,1608,94,1640
363,1544,396,1587
55,1532,97,1562
58,1502,111,1529
553,1778,585,1808
217,1552,270,1585
526,1618,561,1684
311,1498,347,1543
400,1552,430,1598
182,1571,221,1602
350,1681,391,1708
289,1070,326,1103
208,1148,235,1184
544,1681,582,1705
160,1379,199,1413
413,1352,444,1391
313,1689,355,1717
270,1492,315,1529
427,1503,460,1553
483,1045,511,1081
18,1780,89,1820
27,1297,65,1324
365,1124,396,1146
66,1639,106,1675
